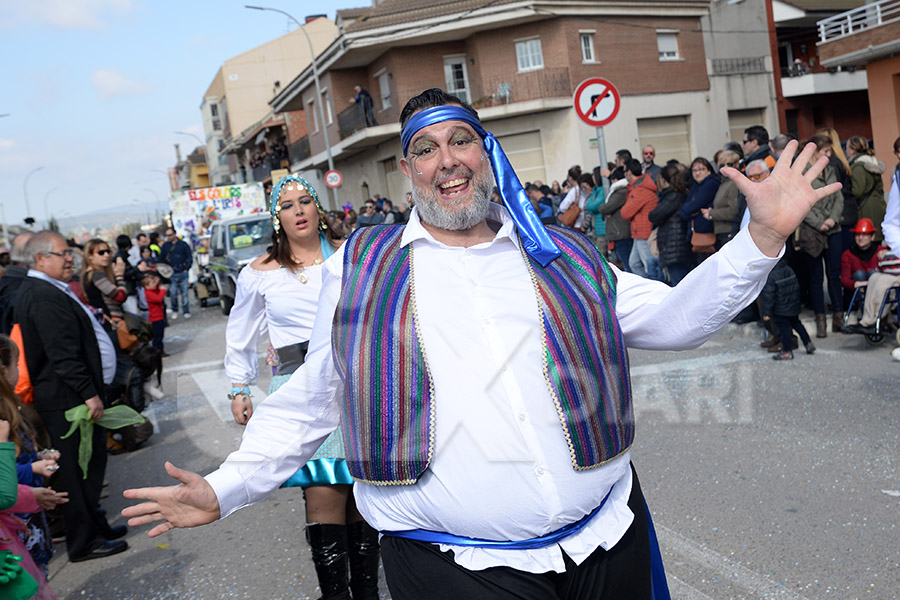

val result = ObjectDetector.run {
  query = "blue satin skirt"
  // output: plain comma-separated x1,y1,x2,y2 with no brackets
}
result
269,374,354,488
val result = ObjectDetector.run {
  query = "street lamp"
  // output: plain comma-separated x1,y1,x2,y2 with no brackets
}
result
23,166,44,226
245,5,339,208
43,186,60,229
173,130,205,146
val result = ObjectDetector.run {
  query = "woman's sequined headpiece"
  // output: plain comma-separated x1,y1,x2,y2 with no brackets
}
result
270,173,323,233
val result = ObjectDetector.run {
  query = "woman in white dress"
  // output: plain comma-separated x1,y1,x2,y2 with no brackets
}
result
224,174,380,600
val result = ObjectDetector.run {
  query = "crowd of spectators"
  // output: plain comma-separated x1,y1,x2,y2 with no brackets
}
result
523,127,900,356
0,227,177,595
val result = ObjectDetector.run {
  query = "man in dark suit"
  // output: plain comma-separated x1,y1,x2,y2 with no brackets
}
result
15,231,128,561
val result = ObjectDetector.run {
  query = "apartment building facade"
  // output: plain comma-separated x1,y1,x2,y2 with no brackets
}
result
199,17,339,186
271,0,779,210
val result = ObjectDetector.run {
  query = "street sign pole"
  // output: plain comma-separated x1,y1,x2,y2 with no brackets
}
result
595,126,609,197
573,77,620,199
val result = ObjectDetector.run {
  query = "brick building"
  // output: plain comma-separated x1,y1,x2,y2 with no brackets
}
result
817,0,900,188
271,0,780,210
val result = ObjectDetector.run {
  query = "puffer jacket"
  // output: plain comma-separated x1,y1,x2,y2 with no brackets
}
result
850,154,887,239
621,175,658,240
760,259,801,318
597,179,631,241
648,188,692,268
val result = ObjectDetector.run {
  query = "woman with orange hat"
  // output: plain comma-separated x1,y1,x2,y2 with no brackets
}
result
840,218,887,292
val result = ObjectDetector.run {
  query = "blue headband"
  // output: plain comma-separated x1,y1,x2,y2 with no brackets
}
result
401,105,560,266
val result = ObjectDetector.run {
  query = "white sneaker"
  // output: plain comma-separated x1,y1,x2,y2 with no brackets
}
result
170,312,177,320
183,313,191,319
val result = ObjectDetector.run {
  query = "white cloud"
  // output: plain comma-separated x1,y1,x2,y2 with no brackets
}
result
92,68,153,101
0,0,132,31
0,139,14,151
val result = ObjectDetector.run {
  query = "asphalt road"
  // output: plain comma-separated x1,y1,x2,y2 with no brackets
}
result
44,302,900,599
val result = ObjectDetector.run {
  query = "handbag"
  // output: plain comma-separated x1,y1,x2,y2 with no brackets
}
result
558,202,581,228
113,318,140,352
690,226,716,254
793,222,827,257
648,228,660,258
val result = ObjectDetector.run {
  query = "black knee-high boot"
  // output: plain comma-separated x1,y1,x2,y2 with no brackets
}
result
306,523,351,600
347,521,381,600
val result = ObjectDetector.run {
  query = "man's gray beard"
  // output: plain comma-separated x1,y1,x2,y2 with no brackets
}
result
412,175,494,231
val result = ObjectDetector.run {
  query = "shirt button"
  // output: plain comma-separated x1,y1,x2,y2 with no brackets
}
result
518,413,527,422
483,318,491,326
551,517,560,524
726,298,734,306
748,265,757,272
535,467,545,475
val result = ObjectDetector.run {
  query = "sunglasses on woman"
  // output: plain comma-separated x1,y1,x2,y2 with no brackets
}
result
96,249,111,256
718,162,735,168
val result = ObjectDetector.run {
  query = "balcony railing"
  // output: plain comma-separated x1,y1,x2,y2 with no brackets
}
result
711,57,767,75
288,136,310,164
470,67,572,109
338,104,369,141
818,0,900,43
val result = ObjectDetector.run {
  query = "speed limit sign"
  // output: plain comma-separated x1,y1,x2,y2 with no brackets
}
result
325,170,343,188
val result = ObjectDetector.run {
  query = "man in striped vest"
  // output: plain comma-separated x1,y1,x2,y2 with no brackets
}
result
124,89,841,600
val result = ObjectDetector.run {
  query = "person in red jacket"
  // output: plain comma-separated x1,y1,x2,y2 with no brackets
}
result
141,272,168,356
620,159,660,279
840,218,887,291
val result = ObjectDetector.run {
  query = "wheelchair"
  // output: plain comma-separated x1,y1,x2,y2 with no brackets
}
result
843,283,900,346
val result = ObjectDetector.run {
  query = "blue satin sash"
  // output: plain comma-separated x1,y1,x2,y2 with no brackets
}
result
381,487,613,550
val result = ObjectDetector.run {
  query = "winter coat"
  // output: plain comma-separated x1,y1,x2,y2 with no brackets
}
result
648,188,692,268
742,144,776,171
679,173,720,236
803,164,843,235
850,154,887,239
583,187,606,237
760,260,801,318
707,177,739,235
620,175,658,240
828,155,857,227
597,179,631,241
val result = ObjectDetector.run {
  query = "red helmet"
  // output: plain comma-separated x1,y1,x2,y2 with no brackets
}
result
850,218,876,233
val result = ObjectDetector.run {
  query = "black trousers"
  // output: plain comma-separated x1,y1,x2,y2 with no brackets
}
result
39,409,113,558
773,315,811,351
381,468,653,600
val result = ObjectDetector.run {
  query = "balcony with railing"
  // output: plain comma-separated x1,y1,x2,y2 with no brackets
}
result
331,67,573,143
288,136,310,165
817,0,900,65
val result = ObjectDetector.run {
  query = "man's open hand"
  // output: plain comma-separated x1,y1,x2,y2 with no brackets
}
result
722,140,842,257
122,462,221,537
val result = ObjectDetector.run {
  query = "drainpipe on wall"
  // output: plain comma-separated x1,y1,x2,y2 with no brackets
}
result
765,0,787,133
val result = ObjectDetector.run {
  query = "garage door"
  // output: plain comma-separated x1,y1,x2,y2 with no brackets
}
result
728,108,766,145
497,131,546,184
638,116,691,166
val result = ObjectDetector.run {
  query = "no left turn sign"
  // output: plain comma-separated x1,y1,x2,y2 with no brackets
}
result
573,78,621,128
325,170,343,188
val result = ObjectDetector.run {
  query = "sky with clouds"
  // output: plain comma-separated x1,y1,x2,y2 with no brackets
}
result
0,0,363,229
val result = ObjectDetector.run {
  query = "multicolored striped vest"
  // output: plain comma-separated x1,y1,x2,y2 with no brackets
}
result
331,225,633,485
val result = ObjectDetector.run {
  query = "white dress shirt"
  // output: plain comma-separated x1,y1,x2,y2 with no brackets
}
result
883,171,900,254
28,269,116,385
206,203,780,573
224,263,325,385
